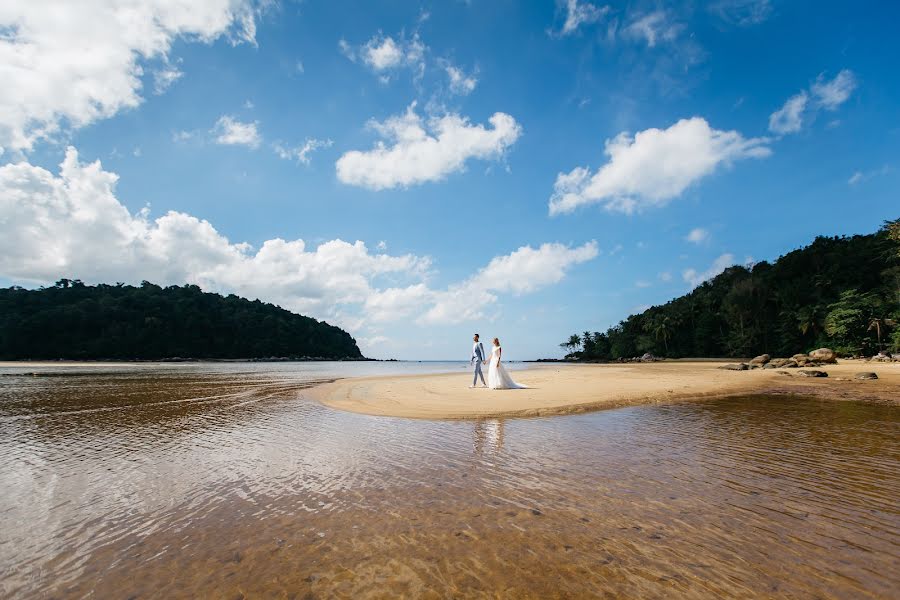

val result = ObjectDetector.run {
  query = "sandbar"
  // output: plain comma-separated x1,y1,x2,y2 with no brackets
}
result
307,360,900,419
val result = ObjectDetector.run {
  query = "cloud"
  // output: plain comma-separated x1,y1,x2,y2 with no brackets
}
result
848,165,891,185
658,271,673,282
559,0,610,36
685,227,710,244
336,102,522,190
444,63,478,95
342,32,426,81
273,138,333,165
635,280,651,288
623,11,683,47
811,70,857,110
172,130,196,143
769,70,856,135
709,0,772,26
212,116,261,148
0,0,259,153
768,92,808,134
0,148,430,325
683,254,735,287
364,36,405,70
1,149,595,345
549,117,770,215
152,66,184,95
420,241,599,324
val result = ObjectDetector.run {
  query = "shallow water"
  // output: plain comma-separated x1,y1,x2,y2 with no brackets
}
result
0,362,897,599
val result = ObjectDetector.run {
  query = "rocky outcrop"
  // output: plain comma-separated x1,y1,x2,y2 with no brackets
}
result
719,363,749,371
749,354,771,367
809,348,837,363
854,372,879,380
768,358,798,368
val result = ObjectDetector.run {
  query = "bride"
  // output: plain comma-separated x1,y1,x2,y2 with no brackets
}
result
488,338,527,390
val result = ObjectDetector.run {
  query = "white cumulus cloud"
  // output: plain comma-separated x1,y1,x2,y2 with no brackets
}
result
342,32,426,81
549,117,770,215
683,253,735,288
1,149,596,347
444,64,478,95
0,148,429,325
212,116,261,148
420,241,599,324
336,103,522,190
0,0,259,153
769,70,856,135
685,227,710,244
152,65,184,95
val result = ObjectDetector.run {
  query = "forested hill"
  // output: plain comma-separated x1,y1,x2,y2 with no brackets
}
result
0,281,364,360
561,219,900,360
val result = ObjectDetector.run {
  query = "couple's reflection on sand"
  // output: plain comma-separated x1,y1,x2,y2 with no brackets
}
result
473,419,505,455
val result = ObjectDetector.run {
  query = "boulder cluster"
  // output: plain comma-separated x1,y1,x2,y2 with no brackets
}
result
615,352,663,363
719,347,881,381
867,351,898,363
720,348,837,372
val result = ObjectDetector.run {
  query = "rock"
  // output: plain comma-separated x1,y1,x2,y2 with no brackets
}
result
766,358,797,369
749,353,771,366
719,363,748,371
809,348,837,363
762,363,777,369
792,353,810,361
854,372,878,380
797,369,828,377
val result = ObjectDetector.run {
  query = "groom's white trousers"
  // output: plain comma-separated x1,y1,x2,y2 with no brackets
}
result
473,359,486,386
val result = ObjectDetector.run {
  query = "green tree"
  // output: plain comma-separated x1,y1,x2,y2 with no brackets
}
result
559,221,900,359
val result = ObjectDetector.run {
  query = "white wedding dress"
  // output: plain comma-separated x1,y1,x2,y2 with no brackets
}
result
487,345,526,390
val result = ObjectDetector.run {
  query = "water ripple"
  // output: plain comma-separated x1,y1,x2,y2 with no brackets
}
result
0,363,897,599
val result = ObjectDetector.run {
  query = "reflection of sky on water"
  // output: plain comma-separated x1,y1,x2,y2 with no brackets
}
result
1,363,897,598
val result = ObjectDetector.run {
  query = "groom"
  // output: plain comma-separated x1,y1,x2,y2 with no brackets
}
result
470,333,487,388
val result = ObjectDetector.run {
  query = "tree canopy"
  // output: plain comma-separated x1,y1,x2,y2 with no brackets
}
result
0,281,363,360
563,219,900,360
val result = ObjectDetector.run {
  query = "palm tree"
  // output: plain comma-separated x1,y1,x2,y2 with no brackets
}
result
868,317,896,351
559,334,582,354
645,315,675,354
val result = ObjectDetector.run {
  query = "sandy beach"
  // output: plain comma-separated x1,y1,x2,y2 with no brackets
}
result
308,360,900,419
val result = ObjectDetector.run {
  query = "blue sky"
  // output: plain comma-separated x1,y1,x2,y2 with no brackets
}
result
1,0,898,359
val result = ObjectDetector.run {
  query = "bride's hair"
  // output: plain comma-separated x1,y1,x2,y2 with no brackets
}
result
493,337,500,346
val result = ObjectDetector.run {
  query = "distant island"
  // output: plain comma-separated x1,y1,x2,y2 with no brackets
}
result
0,281,364,361
560,219,900,361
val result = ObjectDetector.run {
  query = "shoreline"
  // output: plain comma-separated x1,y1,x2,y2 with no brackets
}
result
306,360,900,420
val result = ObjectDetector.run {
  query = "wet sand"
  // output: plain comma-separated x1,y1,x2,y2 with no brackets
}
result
308,360,900,419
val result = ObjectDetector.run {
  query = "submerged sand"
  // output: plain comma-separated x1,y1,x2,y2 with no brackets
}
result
307,360,900,419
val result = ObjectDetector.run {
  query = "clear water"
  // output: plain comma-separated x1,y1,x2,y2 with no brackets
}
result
0,362,897,598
